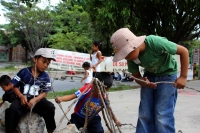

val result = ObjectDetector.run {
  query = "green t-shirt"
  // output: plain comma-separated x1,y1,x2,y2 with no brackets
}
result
127,35,178,76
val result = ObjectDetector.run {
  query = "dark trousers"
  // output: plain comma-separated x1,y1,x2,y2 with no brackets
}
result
69,113,104,133
5,98,56,133
93,72,99,77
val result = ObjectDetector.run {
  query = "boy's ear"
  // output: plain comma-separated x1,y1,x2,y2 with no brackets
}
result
33,57,37,63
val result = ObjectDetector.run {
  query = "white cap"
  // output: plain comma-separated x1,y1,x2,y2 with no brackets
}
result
34,48,56,61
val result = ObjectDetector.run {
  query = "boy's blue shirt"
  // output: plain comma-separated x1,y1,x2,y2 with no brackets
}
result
12,66,51,96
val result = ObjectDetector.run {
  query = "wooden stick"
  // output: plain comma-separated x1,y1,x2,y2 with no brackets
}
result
123,71,175,85
83,85,95,132
102,86,121,133
55,79,94,131
100,82,117,133
110,107,122,133
95,79,115,132
102,107,112,133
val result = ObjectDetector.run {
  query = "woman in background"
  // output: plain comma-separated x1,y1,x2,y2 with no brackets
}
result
90,41,103,77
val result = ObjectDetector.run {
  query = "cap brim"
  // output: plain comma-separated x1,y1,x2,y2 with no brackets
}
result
113,35,146,62
41,55,56,61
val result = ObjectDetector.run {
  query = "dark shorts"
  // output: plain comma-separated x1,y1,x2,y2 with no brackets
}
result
93,72,100,77
69,113,104,133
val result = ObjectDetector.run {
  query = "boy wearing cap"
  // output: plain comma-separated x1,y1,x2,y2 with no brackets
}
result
5,48,56,133
110,28,189,133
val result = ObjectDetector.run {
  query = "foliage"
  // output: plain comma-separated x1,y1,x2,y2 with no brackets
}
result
180,40,200,64
83,0,132,55
0,30,10,46
2,1,53,56
84,0,200,55
48,1,94,53
16,0,40,7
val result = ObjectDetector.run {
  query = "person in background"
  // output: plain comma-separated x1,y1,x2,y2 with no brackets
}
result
90,41,103,77
81,62,93,85
0,75,16,107
116,72,122,81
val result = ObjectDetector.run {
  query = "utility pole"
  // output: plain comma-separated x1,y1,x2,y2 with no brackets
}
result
199,47,200,79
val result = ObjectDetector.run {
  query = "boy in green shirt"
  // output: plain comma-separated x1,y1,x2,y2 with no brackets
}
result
110,28,188,133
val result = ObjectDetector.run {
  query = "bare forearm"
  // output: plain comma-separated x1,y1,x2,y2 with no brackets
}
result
135,76,147,86
60,94,76,102
177,45,189,78
90,54,92,61
13,87,22,98
82,76,87,81
132,72,150,87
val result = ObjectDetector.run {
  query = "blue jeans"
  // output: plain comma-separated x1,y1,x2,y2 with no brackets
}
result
136,73,177,133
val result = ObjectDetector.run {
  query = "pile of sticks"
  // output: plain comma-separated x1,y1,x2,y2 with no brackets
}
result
55,78,121,133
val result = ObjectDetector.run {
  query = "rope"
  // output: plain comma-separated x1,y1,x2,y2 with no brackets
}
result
55,78,95,131
48,69,71,131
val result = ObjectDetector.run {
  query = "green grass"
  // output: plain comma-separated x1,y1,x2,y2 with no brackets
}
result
0,65,18,72
46,85,140,99
109,85,140,92
47,89,78,99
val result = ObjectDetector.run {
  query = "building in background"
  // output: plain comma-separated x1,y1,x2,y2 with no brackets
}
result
0,45,25,62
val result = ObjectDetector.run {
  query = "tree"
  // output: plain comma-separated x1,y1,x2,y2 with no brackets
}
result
48,0,94,53
83,0,138,55
2,1,53,56
84,0,200,55
0,29,10,46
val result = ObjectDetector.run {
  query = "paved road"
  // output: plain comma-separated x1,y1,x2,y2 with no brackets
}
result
50,86,200,133
0,70,194,96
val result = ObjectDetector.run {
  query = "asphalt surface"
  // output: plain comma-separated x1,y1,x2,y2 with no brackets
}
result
0,63,199,133
0,69,194,96
50,81,200,133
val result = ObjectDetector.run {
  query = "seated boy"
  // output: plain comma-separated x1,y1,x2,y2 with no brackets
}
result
0,75,16,107
5,48,56,133
56,72,121,133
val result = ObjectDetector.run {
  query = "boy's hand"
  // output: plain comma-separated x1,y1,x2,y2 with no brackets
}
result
55,97,62,103
174,76,186,89
144,77,157,88
27,98,38,109
115,120,122,127
20,95,28,106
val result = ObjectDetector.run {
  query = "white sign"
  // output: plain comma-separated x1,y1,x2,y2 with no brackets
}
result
48,48,128,72
47,48,180,72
